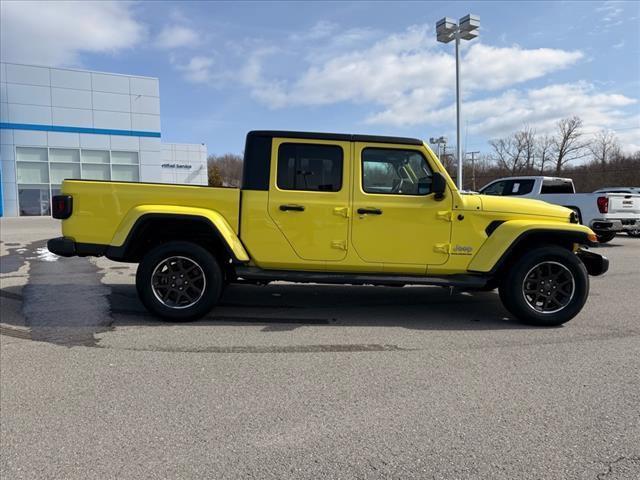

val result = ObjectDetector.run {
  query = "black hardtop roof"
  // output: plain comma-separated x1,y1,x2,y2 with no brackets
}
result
247,130,423,146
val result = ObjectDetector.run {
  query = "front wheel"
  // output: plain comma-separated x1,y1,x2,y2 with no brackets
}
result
626,228,640,238
499,246,589,327
595,231,617,243
136,241,223,321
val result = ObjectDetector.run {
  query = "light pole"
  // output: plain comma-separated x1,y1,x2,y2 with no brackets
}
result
429,136,448,161
466,151,480,191
436,14,480,190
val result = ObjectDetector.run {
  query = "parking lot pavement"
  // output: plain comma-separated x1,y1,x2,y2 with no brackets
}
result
1,217,639,479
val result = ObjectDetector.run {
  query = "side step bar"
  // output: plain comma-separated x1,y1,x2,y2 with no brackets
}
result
234,266,489,289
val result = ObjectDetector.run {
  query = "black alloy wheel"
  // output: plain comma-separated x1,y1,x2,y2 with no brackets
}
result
499,245,589,326
136,241,222,321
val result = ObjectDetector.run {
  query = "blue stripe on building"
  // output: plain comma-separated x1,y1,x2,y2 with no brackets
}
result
0,122,161,138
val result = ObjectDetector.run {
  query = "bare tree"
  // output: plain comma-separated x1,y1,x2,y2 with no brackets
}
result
589,129,621,170
536,134,554,173
489,136,526,173
207,153,243,186
207,161,223,186
516,126,536,170
489,126,538,173
552,116,589,174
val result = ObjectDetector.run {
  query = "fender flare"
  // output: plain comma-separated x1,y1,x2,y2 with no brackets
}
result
468,220,593,274
106,205,250,262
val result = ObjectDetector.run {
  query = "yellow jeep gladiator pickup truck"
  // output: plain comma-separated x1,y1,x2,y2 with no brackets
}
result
48,130,608,326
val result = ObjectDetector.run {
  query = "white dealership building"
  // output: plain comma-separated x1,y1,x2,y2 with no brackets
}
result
0,62,208,217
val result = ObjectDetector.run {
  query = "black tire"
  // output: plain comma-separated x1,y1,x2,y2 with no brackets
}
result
498,246,589,327
595,231,616,243
626,229,640,238
136,241,223,321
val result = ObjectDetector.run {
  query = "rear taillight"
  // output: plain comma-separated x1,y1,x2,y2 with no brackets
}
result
52,195,73,219
596,196,609,214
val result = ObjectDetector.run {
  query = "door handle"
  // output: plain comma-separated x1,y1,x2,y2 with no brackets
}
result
279,204,305,212
357,207,383,215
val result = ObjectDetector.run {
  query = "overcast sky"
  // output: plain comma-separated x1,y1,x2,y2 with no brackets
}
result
1,1,639,154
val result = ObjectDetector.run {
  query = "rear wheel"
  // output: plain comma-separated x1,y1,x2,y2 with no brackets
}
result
595,231,616,243
498,246,589,326
136,241,223,321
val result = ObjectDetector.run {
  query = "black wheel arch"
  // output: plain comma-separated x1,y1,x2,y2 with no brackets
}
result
564,206,583,224
480,229,591,278
106,214,242,268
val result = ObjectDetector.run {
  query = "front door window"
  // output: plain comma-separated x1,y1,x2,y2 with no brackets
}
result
362,148,433,195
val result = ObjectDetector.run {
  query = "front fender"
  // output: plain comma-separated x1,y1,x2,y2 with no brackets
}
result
111,205,250,262
467,220,594,273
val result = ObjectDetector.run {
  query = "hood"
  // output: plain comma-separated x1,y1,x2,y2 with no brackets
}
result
479,195,571,220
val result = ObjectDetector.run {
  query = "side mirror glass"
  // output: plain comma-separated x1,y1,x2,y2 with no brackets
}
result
432,172,446,200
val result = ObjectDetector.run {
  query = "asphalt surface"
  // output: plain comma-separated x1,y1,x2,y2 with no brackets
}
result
1,217,639,479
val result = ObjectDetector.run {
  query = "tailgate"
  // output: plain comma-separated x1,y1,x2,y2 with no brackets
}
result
607,194,640,216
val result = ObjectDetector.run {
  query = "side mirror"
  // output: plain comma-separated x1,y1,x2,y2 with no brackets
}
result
432,172,446,200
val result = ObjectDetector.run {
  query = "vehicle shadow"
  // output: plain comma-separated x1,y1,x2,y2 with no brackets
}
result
108,282,535,332
0,281,549,348
592,242,624,249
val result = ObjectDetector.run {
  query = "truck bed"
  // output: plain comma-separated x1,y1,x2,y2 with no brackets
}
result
60,180,240,246
539,192,640,217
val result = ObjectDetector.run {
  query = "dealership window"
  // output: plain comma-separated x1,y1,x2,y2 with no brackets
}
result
14,146,141,216
277,143,343,192
16,161,49,184
16,147,50,216
82,150,110,181
50,148,81,184
111,151,139,182
16,147,49,184
50,148,80,163
18,184,51,216
16,147,47,162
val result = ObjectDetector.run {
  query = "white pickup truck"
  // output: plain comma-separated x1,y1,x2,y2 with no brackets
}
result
593,187,640,237
478,176,640,243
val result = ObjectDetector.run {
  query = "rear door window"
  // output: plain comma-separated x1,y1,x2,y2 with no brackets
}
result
506,179,534,195
277,143,343,192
